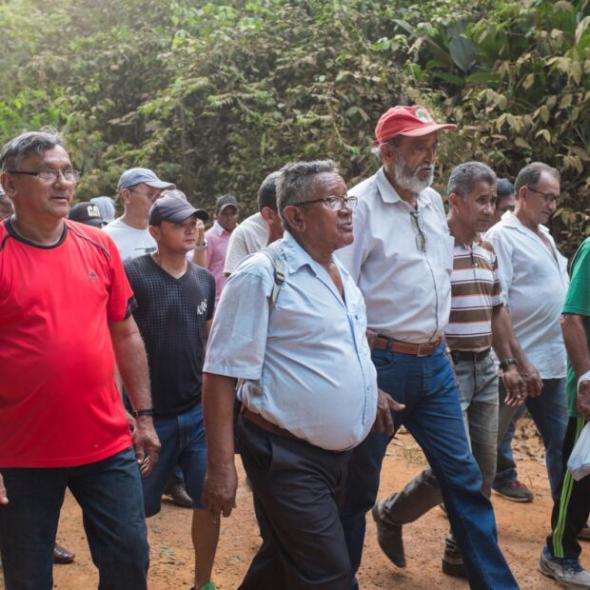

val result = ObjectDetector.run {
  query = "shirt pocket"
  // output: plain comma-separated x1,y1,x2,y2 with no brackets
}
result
348,298,370,355
433,234,455,275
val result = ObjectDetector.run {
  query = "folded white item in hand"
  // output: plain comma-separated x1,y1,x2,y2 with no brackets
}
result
567,422,590,481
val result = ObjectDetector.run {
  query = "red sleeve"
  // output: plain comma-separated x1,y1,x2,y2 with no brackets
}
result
104,235,135,322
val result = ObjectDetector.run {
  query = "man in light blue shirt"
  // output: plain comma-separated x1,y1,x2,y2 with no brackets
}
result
202,160,388,590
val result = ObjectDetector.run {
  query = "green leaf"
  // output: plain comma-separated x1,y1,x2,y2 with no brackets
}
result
448,35,477,73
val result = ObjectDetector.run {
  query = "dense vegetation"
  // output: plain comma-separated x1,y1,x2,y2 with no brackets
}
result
0,0,588,253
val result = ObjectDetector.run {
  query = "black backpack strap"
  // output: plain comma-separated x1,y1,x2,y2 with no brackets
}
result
261,240,286,308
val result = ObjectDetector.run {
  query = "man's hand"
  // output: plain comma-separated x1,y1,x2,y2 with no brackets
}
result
373,389,405,436
0,473,8,505
133,417,161,478
203,462,238,518
196,219,205,244
520,362,543,398
501,366,527,407
578,381,590,421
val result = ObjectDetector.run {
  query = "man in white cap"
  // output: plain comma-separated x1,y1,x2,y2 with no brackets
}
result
104,167,175,261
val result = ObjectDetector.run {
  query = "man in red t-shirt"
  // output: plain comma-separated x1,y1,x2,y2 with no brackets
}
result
0,131,160,590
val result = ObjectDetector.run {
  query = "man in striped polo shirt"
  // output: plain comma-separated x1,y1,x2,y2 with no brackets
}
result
372,161,532,577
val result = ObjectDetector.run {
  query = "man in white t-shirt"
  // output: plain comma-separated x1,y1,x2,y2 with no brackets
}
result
104,168,175,261
485,162,569,503
223,171,283,276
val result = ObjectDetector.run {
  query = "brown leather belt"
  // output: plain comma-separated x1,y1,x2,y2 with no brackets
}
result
242,407,298,440
450,348,491,363
373,335,442,357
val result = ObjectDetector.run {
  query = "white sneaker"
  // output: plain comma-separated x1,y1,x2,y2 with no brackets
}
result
539,546,590,588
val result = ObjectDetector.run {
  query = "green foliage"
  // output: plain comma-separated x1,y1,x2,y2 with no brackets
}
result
0,0,588,254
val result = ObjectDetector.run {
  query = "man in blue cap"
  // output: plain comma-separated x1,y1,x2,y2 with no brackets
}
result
104,167,175,261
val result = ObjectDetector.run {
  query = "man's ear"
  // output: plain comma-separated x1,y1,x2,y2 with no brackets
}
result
148,225,160,240
260,206,274,223
448,192,461,213
282,205,306,233
119,189,131,206
1,173,17,198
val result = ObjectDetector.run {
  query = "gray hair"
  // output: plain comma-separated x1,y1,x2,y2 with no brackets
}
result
0,130,66,172
371,136,403,160
514,162,560,194
277,160,338,223
447,161,497,197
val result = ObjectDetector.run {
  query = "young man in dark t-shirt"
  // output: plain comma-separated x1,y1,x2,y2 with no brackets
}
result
125,195,218,590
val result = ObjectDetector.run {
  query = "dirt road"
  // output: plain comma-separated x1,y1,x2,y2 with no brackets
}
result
46,420,574,589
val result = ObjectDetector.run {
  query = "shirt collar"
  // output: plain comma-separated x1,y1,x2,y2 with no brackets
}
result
212,221,229,236
282,231,322,273
501,210,550,237
375,167,433,209
281,231,348,277
451,231,481,251
281,231,350,305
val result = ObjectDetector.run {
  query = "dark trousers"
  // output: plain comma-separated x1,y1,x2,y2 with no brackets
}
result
237,415,353,590
548,416,590,560
495,378,567,500
0,448,148,590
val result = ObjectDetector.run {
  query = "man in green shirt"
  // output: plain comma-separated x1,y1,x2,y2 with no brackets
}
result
540,237,590,588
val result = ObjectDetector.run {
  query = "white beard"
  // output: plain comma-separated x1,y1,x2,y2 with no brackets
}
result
393,160,434,194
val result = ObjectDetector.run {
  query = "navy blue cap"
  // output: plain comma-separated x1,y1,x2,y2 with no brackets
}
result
149,195,209,225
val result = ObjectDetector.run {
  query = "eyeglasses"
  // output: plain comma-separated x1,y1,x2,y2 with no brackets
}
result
7,169,80,183
292,195,358,211
410,210,427,252
526,186,560,205
129,188,161,200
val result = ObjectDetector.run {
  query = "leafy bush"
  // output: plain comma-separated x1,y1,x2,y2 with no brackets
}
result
0,0,588,254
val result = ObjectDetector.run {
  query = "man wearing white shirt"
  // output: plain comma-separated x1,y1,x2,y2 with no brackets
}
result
223,171,283,276
104,167,175,261
338,105,518,589
202,160,384,589
486,162,569,502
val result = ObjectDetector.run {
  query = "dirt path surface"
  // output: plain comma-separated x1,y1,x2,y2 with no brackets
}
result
42,419,582,589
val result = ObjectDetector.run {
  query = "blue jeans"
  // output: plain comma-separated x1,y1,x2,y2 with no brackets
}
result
142,403,207,516
376,353,500,529
0,448,148,590
494,378,567,500
340,344,517,590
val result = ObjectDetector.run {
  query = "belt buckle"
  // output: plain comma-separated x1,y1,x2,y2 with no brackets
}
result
416,342,431,357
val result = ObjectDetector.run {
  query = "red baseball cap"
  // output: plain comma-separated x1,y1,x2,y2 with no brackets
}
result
373,105,457,145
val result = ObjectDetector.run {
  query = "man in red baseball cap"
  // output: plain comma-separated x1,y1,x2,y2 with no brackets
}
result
337,105,518,588
373,105,456,144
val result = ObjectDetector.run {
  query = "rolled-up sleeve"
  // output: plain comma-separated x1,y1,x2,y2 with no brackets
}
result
203,260,273,380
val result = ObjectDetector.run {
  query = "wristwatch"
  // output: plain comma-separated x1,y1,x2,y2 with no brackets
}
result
499,357,518,371
194,240,208,251
131,408,154,418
